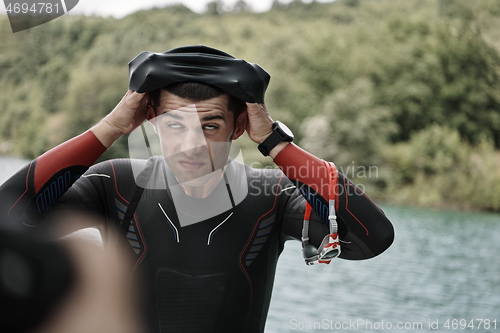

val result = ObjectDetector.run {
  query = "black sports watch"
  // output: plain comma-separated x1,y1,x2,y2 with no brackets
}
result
258,121,294,157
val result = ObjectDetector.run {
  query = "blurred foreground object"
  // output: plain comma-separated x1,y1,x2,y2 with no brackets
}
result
0,223,143,333
0,231,74,333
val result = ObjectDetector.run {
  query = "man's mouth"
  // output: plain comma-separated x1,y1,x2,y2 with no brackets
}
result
178,160,206,170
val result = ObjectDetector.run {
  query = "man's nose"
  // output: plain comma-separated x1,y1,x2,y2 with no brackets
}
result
179,127,207,153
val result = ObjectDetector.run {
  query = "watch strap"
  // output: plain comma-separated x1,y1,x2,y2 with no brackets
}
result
258,122,293,156
258,131,283,156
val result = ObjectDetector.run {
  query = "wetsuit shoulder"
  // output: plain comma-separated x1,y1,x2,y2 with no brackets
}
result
57,157,155,211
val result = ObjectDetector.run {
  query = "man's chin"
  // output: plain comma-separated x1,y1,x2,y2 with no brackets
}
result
175,169,220,187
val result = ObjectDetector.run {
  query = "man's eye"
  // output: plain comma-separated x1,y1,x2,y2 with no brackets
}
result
203,124,218,131
167,122,184,129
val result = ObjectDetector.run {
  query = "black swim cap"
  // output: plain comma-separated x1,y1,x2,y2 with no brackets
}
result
128,45,270,103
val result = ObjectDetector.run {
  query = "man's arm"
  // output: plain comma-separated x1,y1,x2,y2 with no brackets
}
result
276,144,394,259
0,132,106,234
245,103,394,259
0,90,150,234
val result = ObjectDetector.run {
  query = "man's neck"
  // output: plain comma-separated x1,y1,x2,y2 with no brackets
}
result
178,168,226,199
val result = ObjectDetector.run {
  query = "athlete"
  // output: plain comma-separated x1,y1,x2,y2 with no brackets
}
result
0,45,394,333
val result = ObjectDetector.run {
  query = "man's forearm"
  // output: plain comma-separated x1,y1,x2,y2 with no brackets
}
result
273,143,333,202
90,120,125,149
273,143,394,258
0,131,106,232
35,131,106,193
269,141,290,159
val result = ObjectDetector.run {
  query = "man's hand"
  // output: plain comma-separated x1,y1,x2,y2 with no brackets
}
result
245,103,274,144
91,90,151,148
245,103,289,159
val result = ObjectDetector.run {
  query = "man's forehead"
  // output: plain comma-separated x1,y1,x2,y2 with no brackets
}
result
158,91,230,113
157,106,229,122
159,108,227,122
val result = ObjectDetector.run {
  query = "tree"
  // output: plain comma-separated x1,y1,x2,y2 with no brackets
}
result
232,0,251,13
206,0,224,15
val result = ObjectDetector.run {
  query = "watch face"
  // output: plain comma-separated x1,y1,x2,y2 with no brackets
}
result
275,121,294,140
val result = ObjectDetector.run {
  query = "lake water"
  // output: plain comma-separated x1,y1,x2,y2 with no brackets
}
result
267,205,500,333
1,156,499,332
0,156,30,184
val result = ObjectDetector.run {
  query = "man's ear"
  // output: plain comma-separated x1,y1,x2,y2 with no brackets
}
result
146,104,156,121
232,109,248,140
146,105,158,134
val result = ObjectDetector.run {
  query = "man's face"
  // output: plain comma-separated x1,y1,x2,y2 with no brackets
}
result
152,91,242,187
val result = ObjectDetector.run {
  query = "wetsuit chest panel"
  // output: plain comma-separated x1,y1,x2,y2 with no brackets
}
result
133,188,278,270
155,268,229,333
129,176,283,332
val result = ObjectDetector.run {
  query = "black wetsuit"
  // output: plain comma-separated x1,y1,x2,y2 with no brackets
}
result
0,131,394,333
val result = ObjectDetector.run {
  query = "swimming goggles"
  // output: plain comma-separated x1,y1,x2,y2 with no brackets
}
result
301,161,341,265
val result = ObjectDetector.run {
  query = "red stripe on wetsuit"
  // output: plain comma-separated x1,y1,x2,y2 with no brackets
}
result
34,131,106,193
273,143,338,205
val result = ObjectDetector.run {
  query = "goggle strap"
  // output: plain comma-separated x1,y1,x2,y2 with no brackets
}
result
301,161,341,265
329,199,337,234
301,202,313,261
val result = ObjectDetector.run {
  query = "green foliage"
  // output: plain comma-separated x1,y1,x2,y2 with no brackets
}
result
301,78,396,167
1,0,500,210
386,125,469,185
383,125,500,211
371,16,500,147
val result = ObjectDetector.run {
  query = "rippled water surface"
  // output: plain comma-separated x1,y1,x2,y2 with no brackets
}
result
267,205,500,332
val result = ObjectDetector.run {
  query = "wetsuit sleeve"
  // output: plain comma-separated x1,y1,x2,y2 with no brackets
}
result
0,131,107,233
275,143,394,260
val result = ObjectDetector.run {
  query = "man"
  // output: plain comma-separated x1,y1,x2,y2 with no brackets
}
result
0,45,394,333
